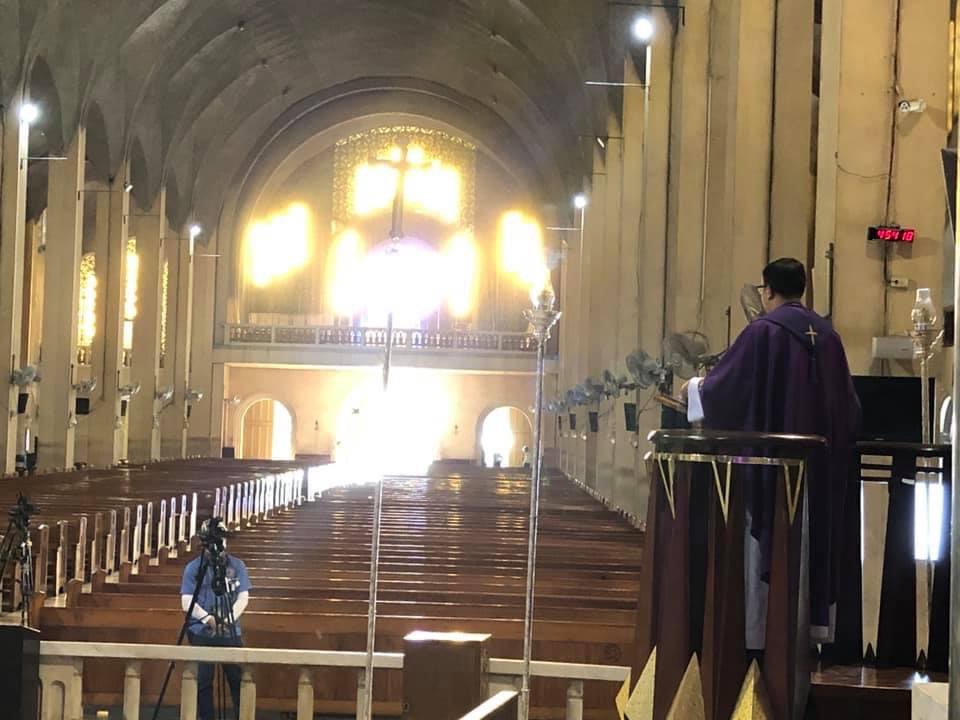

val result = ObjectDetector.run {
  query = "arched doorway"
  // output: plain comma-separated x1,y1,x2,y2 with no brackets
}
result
479,406,533,468
240,399,294,460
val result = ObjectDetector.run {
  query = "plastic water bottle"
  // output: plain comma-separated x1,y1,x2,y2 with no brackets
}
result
912,288,937,341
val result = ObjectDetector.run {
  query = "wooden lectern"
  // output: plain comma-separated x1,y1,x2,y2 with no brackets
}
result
403,630,491,720
0,624,40,720
634,430,826,720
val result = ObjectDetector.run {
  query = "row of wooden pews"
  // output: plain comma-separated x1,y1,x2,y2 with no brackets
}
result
0,459,314,621
37,464,644,718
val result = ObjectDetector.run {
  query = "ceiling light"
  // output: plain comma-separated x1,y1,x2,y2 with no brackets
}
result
632,16,655,43
189,224,202,240
19,103,39,125
573,194,588,210
123,182,133,193
596,137,606,149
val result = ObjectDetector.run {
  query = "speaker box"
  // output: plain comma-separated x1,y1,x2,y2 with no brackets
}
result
75,397,91,415
588,411,599,433
16,393,28,415
222,447,236,459
624,402,639,433
568,413,577,431
558,416,564,431
120,400,128,417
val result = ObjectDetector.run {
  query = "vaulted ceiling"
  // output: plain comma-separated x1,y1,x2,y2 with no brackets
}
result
1,0,625,229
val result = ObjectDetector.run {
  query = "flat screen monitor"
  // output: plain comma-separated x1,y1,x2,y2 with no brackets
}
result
853,375,935,443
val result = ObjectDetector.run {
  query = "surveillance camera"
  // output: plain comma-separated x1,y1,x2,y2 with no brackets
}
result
898,99,926,114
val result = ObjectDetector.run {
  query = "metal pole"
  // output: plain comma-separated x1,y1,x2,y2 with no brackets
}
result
362,476,383,720
950,153,960,716
519,287,560,720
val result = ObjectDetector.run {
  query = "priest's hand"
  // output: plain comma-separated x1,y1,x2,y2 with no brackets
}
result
679,380,690,401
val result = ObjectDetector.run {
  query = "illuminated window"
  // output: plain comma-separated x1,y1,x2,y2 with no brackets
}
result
352,146,462,225
159,260,169,365
244,203,312,288
444,231,477,318
333,126,476,230
77,253,97,361
498,210,548,294
122,238,139,352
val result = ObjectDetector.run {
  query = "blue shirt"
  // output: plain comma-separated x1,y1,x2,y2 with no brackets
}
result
180,554,252,637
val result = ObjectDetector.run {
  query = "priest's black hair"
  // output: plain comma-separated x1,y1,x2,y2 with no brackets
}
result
763,257,806,299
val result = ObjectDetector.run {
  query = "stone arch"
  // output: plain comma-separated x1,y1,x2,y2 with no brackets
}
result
24,55,64,221
83,100,111,185
128,135,152,213
475,404,534,467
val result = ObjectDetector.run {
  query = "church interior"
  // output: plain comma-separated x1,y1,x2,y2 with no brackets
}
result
0,1,959,719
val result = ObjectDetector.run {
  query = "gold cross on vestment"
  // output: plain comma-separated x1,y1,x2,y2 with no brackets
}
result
805,324,818,347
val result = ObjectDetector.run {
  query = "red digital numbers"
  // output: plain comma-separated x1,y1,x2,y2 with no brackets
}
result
868,226,917,243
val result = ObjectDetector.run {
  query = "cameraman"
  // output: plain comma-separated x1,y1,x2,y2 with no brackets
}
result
180,521,252,720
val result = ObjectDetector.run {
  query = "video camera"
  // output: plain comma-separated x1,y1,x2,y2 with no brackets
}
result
198,517,228,552
9,494,35,530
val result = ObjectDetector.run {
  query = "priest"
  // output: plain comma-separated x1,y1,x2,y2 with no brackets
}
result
683,258,860,651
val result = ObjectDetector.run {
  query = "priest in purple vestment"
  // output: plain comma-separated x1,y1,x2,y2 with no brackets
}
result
683,258,860,649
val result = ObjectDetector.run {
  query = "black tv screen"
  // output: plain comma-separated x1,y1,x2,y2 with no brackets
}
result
853,375,935,443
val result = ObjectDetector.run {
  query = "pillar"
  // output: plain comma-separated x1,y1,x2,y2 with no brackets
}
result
0,100,29,474
37,129,87,470
702,0,776,345
769,0,816,264
88,163,131,466
162,231,193,458
597,118,624,504
582,150,607,490
127,189,166,462
186,230,220,457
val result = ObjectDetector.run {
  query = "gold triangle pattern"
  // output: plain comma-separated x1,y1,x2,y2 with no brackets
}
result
657,457,677,519
710,460,733,525
730,660,773,720
665,655,705,720
625,647,656,720
616,673,631,720
782,461,805,526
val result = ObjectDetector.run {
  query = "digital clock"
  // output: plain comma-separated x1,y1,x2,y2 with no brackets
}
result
868,225,916,243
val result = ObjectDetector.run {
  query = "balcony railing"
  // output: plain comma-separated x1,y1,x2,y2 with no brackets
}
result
224,323,539,353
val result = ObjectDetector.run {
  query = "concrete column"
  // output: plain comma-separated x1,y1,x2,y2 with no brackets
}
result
559,212,581,477
163,232,194,458
597,122,624,503
615,58,650,519
769,0,816,264
127,189,166,462
187,233,219,457
88,164,131,466
582,153,607,490
702,0,776,345
37,129,87,471
0,100,29,474
665,4,710,335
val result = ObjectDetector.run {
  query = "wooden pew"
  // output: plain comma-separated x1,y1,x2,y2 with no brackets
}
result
39,467,644,717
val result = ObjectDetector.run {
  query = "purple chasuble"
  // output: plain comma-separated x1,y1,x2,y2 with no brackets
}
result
699,302,860,629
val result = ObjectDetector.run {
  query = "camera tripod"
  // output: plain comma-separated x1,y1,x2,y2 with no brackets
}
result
0,495,36,626
151,522,240,720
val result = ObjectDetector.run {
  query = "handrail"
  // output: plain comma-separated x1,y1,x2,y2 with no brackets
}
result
39,641,404,669
38,641,628,683
224,322,538,353
856,440,950,457
649,429,827,458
